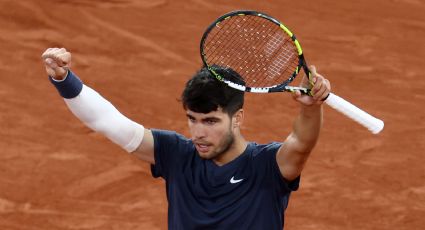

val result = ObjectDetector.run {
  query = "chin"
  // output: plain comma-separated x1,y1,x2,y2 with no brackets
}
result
197,150,220,160
198,152,214,159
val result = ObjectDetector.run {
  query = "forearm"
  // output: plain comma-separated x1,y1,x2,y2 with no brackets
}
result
277,66,329,180
291,104,323,153
49,70,144,152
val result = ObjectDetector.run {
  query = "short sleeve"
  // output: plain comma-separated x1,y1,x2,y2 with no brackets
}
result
150,129,193,180
253,142,300,194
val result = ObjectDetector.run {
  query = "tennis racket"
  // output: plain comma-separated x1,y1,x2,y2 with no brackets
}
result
200,10,384,134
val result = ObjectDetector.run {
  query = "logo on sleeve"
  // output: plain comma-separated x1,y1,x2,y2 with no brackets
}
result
230,176,244,184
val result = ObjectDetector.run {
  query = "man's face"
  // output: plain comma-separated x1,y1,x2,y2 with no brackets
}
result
186,108,235,160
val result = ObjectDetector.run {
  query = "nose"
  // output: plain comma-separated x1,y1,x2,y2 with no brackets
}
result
191,123,206,140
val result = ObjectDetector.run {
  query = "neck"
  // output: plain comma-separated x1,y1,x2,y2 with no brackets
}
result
213,134,247,166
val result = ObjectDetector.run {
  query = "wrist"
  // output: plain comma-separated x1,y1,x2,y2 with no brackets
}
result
49,69,69,82
300,102,322,109
49,70,83,99
300,103,323,115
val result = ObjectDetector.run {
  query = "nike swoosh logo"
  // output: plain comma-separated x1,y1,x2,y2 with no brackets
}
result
230,176,244,184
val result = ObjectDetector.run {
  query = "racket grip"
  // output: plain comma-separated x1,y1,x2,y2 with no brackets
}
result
325,93,384,134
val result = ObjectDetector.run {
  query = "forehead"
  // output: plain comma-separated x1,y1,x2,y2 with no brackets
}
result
186,108,228,119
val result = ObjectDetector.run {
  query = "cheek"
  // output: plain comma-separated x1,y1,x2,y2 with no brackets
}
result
213,125,232,143
188,122,194,133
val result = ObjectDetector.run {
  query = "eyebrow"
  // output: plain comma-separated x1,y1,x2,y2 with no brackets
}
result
202,117,220,122
186,113,221,122
186,114,195,119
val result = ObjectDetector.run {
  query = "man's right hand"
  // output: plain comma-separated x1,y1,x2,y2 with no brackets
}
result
41,48,71,80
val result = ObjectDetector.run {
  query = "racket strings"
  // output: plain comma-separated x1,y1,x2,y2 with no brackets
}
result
206,17,273,83
203,15,299,88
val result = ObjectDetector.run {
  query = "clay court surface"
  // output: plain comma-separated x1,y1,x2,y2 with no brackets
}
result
1,0,424,229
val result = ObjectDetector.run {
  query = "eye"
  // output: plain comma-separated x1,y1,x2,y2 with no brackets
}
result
187,115,196,123
204,119,218,125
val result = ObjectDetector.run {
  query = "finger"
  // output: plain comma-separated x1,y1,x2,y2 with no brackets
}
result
313,84,327,100
42,48,70,67
309,65,317,76
44,57,67,78
41,47,56,59
56,52,71,66
44,59,56,77
44,58,60,73
41,47,61,60
315,80,332,101
49,48,67,63
308,65,317,86
311,76,324,94
321,79,331,101
291,89,302,101
41,48,65,59
49,52,70,67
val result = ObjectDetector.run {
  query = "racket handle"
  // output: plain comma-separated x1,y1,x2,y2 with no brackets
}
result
324,93,384,134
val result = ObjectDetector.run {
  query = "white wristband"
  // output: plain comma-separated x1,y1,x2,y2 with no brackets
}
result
64,85,144,152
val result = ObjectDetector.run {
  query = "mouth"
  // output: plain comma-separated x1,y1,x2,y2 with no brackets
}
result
194,142,211,153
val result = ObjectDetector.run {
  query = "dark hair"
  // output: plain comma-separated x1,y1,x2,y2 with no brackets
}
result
181,66,245,116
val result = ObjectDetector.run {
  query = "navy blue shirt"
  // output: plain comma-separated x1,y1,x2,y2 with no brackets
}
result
150,129,300,230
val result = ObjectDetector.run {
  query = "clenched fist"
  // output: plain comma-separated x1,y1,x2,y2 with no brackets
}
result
41,48,71,80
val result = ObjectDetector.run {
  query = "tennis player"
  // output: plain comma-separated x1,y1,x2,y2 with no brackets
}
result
42,47,330,229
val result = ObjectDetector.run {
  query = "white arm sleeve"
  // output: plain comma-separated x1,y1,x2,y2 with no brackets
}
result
64,85,145,152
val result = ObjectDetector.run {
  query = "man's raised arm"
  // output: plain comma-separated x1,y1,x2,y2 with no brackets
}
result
42,48,155,163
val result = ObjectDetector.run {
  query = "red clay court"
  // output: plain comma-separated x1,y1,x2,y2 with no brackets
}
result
0,0,424,229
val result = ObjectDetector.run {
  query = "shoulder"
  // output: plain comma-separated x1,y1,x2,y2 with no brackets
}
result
247,141,283,167
152,129,190,144
150,129,195,179
251,142,282,157
151,129,194,154
249,142,300,191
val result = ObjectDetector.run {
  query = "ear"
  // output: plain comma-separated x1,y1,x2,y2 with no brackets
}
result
232,109,244,128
